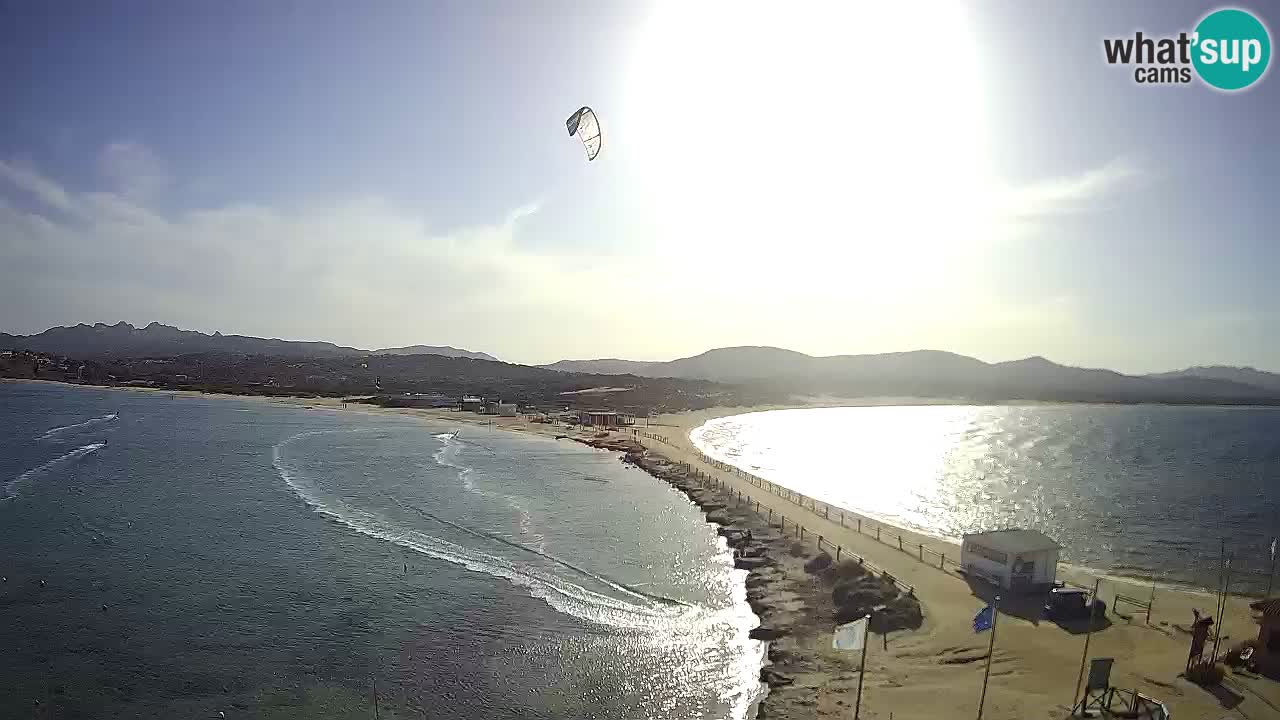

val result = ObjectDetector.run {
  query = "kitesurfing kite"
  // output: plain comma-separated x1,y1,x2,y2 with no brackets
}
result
566,106,602,161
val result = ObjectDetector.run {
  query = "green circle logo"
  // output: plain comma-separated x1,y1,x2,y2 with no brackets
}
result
1192,8,1271,91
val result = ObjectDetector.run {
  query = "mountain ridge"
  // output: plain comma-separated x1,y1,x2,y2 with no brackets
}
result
7,324,1280,404
0,322,497,362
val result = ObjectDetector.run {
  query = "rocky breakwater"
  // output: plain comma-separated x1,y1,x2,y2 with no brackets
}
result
619,446,924,719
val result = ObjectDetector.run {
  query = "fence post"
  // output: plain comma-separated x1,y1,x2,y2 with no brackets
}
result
876,526,881,542
919,543,924,561
840,512,845,527
797,524,802,539
824,505,829,520
898,536,903,552
818,535,823,549
768,508,772,522
836,546,842,562
940,553,945,570
858,518,862,534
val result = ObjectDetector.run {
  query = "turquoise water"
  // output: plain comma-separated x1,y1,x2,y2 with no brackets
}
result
1,381,762,718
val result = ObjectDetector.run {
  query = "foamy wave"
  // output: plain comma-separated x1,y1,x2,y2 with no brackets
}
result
3,442,106,501
39,413,118,439
273,430,693,629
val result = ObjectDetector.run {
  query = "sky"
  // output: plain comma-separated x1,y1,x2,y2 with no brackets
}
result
1,1,1277,371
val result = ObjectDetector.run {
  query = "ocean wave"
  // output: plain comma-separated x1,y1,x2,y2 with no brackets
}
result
272,430,695,630
3,442,106,501
39,412,118,440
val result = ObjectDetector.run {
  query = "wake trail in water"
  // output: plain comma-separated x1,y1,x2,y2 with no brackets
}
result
389,494,690,608
433,432,542,549
273,430,695,629
39,413,118,439
3,442,105,501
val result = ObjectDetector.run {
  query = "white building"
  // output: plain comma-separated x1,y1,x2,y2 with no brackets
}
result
497,403,517,417
960,528,1060,591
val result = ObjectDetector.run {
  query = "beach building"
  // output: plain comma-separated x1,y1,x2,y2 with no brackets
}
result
461,396,483,412
497,403,517,417
1250,598,1280,676
960,528,1060,591
577,410,636,428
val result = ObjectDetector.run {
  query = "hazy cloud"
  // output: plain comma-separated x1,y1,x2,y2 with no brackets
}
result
0,148,628,358
97,142,169,199
1003,158,1141,220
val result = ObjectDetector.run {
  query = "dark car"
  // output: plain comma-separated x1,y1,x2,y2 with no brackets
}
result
1045,587,1107,622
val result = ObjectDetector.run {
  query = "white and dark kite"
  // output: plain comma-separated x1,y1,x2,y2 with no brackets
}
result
566,106,602,161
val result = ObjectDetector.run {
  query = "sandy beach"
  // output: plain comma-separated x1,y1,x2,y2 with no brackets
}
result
12,381,1280,718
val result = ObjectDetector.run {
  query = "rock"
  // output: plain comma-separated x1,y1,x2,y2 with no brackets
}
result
749,626,789,641
789,542,807,557
825,559,870,583
706,511,734,525
745,574,770,589
735,555,772,570
878,594,924,631
803,551,833,574
761,667,794,687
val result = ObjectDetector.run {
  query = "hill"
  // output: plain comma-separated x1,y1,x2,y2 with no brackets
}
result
372,345,498,361
545,346,1280,404
539,358,657,375
0,322,496,361
1146,365,1280,392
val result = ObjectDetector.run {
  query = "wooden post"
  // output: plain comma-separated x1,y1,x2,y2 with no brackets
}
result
825,505,829,520
876,526,881,542
898,536,903,552
1147,579,1155,625
858,518,862,534
837,546,842,562
768,508,772,522
941,553,946,569
840,511,845,527
919,543,924,561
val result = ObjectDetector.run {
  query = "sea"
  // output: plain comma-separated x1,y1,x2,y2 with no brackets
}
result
691,405,1280,596
0,381,763,719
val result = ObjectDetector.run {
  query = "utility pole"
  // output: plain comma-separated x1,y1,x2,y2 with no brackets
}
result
1072,579,1102,712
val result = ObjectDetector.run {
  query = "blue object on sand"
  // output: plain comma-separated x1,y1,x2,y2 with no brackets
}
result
973,605,994,633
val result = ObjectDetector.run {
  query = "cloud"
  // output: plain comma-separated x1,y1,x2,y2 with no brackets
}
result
97,142,169,199
0,160,77,214
0,148,629,358
1002,158,1141,220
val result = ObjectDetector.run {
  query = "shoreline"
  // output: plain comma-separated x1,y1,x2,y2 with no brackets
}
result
10,381,1280,717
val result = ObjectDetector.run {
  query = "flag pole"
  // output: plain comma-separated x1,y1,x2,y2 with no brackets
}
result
1268,534,1277,598
854,614,870,720
1071,579,1101,712
1213,555,1233,660
977,595,1000,720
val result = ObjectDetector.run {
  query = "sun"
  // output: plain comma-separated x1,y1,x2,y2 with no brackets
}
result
623,2,995,287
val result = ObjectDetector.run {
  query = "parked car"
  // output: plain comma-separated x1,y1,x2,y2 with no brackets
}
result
1044,587,1106,622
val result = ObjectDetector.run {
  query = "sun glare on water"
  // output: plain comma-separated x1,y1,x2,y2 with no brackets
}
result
625,3,994,290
